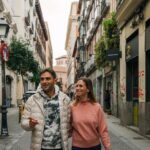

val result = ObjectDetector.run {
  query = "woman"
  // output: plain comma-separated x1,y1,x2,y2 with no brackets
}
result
70,77,110,150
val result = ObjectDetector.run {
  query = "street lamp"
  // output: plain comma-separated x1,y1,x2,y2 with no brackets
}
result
0,18,10,136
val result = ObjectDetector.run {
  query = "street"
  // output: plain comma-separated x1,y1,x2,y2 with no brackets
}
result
0,108,149,150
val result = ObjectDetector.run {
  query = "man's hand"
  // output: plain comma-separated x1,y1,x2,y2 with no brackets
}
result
29,117,39,128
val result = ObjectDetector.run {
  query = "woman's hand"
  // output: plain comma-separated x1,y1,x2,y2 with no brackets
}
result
29,117,39,128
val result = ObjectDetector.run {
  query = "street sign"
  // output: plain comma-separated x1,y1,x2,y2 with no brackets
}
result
0,41,9,61
106,50,121,61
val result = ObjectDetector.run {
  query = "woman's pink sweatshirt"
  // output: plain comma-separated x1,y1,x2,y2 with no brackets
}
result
70,101,110,150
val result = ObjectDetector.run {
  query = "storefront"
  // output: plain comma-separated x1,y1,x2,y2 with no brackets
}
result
126,30,139,126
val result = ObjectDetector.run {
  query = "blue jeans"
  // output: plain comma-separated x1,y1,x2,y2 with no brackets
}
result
72,144,101,150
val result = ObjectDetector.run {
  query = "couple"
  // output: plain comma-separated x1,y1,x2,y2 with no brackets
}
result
21,68,110,150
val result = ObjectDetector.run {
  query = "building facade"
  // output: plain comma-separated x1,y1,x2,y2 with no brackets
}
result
65,1,79,92
73,0,118,115
116,0,150,136
0,0,52,107
72,0,150,136
45,22,53,68
53,55,68,92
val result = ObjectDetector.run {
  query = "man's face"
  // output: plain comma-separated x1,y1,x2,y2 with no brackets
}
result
40,72,57,92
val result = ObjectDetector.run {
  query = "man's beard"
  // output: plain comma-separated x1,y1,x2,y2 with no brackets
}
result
42,85,54,92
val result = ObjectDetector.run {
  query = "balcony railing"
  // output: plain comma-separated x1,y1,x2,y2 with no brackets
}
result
3,11,12,24
36,41,46,65
84,55,96,75
86,29,92,44
94,4,101,23
24,11,30,26
89,19,95,34
29,0,33,6
84,0,91,19
101,0,110,17
0,0,4,12
116,0,124,7
78,15,85,29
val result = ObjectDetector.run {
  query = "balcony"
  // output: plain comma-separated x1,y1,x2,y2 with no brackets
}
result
84,55,96,76
29,26,33,34
3,11,12,24
84,0,92,19
101,0,110,17
33,7,36,16
0,0,4,12
94,4,101,24
78,15,85,29
36,41,46,65
86,29,92,43
24,17,30,26
116,0,145,29
29,0,33,6
89,19,95,34
11,23,18,34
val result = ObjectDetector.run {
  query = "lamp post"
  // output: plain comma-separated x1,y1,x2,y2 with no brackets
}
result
0,18,10,136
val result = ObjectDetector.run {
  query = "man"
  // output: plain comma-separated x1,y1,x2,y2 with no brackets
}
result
21,68,71,150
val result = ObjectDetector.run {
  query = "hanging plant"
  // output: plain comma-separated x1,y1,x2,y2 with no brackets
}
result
103,12,119,50
94,12,119,69
95,36,107,68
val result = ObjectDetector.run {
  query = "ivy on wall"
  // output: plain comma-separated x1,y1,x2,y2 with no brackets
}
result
95,12,119,69
95,36,106,68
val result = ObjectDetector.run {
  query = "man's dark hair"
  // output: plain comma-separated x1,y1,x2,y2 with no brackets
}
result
40,68,57,79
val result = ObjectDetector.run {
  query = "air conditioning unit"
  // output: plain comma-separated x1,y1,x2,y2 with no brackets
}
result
0,0,4,12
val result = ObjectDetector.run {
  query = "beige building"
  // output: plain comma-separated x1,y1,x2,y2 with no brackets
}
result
73,0,117,112
65,1,79,92
116,0,150,136
0,0,52,107
53,55,67,92
45,22,53,68
72,0,150,137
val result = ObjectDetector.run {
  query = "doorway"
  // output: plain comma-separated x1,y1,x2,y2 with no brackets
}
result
126,57,139,126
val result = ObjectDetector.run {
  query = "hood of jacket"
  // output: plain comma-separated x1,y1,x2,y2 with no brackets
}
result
36,84,60,100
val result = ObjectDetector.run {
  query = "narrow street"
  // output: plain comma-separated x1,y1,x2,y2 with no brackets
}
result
0,108,149,150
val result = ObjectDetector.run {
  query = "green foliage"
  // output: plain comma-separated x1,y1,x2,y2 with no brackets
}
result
94,12,119,69
7,37,40,85
30,66,41,88
103,12,119,49
95,36,106,68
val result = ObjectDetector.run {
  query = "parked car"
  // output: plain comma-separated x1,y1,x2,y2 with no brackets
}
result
23,90,36,103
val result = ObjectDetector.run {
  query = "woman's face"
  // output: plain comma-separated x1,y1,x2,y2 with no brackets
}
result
75,80,88,97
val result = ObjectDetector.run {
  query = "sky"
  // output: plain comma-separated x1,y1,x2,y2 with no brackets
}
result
39,0,78,64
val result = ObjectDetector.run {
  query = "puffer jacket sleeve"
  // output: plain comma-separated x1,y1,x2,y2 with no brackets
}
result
66,96,71,134
21,96,34,131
